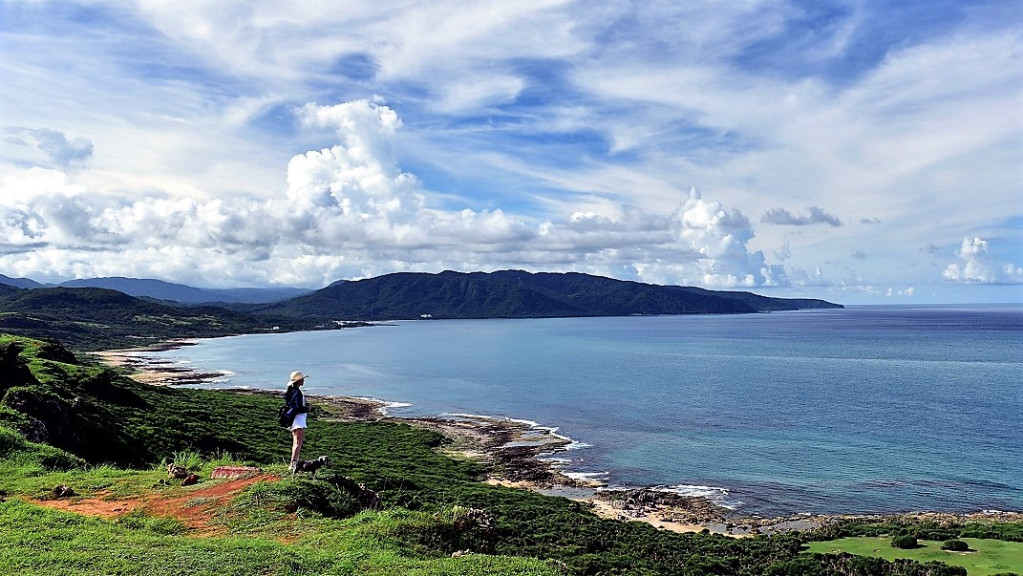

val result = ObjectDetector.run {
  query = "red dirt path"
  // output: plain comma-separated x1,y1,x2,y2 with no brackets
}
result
29,474,278,536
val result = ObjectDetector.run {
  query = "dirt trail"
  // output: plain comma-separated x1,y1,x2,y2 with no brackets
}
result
30,474,278,536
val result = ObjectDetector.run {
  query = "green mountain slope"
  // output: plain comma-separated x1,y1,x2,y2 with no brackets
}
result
258,270,841,321
59,276,311,304
0,287,278,350
0,271,842,351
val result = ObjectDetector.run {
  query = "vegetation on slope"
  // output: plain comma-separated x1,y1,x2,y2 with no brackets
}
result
0,287,309,351
0,334,1003,576
0,270,842,351
256,270,842,321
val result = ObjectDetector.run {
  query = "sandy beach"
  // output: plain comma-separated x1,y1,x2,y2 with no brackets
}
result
93,340,230,386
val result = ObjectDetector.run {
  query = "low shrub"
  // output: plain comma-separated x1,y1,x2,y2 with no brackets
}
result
37,447,85,471
0,425,26,456
248,476,366,520
891,534,918,549
941,539,970,552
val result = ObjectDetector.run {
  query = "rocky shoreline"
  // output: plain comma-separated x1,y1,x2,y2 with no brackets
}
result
96,345,1023,537
93,340,228,386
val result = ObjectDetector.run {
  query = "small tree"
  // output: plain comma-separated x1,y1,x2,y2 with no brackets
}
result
942,539,970,552
891,534,918,549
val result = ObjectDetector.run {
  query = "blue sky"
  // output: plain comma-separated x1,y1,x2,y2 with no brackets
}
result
1,0,1020,304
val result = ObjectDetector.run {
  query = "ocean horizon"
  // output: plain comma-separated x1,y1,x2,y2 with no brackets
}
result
140,305,1023,517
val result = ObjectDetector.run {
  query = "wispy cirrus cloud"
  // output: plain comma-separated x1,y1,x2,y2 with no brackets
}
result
2,127,93,168
0,0,1019,303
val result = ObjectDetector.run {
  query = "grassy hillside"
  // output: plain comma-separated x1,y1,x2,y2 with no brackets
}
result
0,287,307,351
0,334,1003,575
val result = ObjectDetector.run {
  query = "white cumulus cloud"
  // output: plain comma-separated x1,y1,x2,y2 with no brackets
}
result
943,237,1023,285
0,99,790,290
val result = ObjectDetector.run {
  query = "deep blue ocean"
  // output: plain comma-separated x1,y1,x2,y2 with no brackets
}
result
143,306,1023,516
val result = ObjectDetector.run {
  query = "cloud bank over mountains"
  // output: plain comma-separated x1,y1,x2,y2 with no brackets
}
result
0,1,1020,303
1,99,784,290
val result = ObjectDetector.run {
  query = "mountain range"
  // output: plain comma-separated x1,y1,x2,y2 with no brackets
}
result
0,270,840,350
0,275,310,304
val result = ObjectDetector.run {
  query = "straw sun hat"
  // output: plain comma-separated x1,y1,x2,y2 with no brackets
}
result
289,371,308,384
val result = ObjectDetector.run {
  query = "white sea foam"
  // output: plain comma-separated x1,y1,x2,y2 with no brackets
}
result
447,412,506,422
537,455,572,464
655,484,737,509
564,471,609,482
362,399,411,416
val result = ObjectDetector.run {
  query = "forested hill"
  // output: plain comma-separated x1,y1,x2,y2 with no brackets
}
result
255,270,841,321
0,286,282,350
0,271,841,350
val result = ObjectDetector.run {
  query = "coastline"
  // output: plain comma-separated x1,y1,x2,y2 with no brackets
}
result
95,344,1023,537
94,340,227,386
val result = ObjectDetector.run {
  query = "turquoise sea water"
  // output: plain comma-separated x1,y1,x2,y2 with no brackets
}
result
145,306,1023,516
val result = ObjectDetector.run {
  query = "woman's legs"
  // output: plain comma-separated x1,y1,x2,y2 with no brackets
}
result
290,427,305,468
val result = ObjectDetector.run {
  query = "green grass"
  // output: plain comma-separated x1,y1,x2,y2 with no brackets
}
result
0,499,560,576
804,537,1023,575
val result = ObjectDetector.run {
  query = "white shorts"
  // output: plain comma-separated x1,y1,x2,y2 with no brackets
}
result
290,412,307,431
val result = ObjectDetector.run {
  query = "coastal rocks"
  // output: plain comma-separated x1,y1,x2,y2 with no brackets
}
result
494,445,564,485
415,414,578,488
97,345,226,386
595,487,729,526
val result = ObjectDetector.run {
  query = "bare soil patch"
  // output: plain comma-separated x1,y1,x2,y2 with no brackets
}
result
30,474,278,535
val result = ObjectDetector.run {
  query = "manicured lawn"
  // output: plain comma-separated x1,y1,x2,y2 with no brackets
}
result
805,537,1023,576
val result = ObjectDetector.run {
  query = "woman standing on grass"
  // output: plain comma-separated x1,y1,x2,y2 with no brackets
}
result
285,371,310,470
